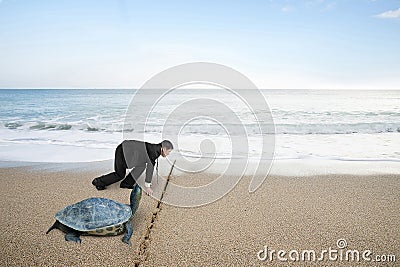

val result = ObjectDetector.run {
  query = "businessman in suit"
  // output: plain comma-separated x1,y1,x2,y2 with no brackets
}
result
92,140,173,195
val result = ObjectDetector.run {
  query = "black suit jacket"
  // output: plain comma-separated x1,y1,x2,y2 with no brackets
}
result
121,140,161,183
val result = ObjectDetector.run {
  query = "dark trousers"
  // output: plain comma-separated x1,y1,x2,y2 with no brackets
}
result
96,144,145,187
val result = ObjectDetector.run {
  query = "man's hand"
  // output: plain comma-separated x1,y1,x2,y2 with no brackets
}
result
145,187,153,196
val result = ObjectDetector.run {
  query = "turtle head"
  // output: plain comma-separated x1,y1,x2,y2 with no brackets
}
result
129,184,142,215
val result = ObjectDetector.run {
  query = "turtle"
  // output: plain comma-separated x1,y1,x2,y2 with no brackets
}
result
46,183,142,245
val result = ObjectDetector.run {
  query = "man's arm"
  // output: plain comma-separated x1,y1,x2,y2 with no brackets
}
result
144,161,155,187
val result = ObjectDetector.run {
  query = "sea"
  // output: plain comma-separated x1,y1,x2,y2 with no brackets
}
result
0,89,399,175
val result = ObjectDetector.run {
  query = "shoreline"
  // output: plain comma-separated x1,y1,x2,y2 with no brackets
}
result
2,158,400,177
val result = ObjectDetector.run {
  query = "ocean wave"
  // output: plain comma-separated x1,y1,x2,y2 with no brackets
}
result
1,126,399,163
4,122,23,129
28,122,72,131
275,123,400,135
272,110,400,117
3,136,117,149
86,126,102,132
178,153,400,162
3,120,400,135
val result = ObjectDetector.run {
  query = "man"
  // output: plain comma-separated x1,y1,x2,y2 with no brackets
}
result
92,140,173,196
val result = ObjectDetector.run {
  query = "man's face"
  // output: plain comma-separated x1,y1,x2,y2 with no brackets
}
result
161,148,173,157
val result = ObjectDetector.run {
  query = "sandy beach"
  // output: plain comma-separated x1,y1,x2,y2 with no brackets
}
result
0,166,399,266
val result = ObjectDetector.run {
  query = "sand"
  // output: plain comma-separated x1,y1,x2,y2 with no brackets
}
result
0,167,160,266
0,167,399,266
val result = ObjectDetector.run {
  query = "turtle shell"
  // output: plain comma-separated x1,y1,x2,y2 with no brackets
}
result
55,197,132,232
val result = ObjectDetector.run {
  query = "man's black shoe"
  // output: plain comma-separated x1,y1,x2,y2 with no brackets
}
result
96,185,106,190
92,178,106,190
120,183,134,189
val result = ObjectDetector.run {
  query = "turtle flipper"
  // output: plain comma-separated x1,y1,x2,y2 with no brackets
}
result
122,218,133,246
65,232,82,243
47,220,82,243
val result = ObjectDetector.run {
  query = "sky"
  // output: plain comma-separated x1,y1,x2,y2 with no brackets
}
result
0,0,399,89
